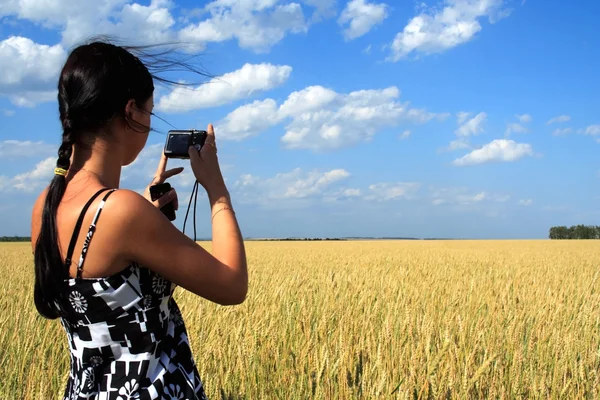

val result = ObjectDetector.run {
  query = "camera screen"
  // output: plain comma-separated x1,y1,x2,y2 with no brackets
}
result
167,134,189,153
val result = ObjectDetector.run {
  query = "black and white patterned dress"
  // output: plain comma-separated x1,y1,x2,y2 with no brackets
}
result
56,187,208,400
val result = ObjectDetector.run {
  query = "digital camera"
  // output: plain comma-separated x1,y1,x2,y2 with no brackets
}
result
149,182,176,221
163,129,208,159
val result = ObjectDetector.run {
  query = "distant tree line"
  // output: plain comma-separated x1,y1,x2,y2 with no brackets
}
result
549,225,600,239
255,237,348,241
0,236,31,242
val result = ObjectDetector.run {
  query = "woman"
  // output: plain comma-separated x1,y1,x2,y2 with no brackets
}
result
30,39,248,399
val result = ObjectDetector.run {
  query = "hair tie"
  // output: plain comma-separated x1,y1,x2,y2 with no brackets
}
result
54,167,68,176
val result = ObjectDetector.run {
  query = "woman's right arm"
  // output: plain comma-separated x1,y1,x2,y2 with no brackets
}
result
113,125,248,305
206,187,248,302
114,188,248,305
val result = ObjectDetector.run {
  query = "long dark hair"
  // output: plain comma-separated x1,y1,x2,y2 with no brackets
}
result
34,36,211,319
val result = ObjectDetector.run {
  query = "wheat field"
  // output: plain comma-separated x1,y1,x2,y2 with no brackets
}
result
1,240,600,399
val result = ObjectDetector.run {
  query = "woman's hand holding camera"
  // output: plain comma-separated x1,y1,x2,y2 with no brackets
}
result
144,155,183,212
187,124,229,206
143,123,230,221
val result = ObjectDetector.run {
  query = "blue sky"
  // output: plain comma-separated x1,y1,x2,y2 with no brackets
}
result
1,0,599,239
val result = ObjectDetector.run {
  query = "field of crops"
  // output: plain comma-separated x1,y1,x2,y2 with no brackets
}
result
1,240,600,399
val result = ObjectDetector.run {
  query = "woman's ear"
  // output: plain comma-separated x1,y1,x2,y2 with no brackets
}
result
125,98,136,119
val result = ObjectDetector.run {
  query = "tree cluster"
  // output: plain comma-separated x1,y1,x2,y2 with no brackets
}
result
0,236,31,242
549,225,600,239
255,237,347,241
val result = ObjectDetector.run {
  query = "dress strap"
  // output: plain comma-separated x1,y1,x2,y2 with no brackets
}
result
75,189,117,279
64,188,113,273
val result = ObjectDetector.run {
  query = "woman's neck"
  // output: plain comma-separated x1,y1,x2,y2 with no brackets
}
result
68,139,123,189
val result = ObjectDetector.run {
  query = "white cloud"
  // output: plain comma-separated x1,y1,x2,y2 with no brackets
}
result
505,123,529,135
234,167,352,205
9,91,57,108
0,0,178,106
95,0,178,47
215,99,281,140
285,169,351,198
278,85,339,117
455,112,487,137
121,143,163,182
301,0,338,21
505,113,532,136
156,63,292,113
399,130,411,140
178,0,309,53
516,113,532,123
231,169,519,213
3,109,16,117
0,0,322,53
581,125,600,136
456,111,472,125
1,0,179,49
365,182,421,201
443,138,471,151
0,0,90,30
547,115,570,125
440,111,485,152
2,148,185,195
233,169,424,206
338,0,390,40
552,127,572,136
0,36,67,106
0,1,331,106
518,199,533,206
0,176,9,191
340,188,362,197
216,84,449,150
387,0,510,61
431,186,510,205
323,187,364,202
11,157,56,192
452,139,535,166
0,140,56,159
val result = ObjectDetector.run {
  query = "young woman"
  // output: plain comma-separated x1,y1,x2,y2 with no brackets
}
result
30,39,248,399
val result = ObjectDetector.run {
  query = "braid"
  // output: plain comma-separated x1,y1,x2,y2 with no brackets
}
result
34,115,76,319
57,115,75,170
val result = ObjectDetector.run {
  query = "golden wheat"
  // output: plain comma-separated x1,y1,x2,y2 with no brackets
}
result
1,240,600,399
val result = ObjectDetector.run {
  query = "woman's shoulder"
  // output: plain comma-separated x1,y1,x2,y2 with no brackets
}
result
30,186,146,225
109,188,147,204
100,188,177,246
105,188,159,221
30,187,49,253
29,186,149,254
31,186,49,217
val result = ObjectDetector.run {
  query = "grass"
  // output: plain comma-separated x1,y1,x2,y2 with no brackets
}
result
1,240,600,399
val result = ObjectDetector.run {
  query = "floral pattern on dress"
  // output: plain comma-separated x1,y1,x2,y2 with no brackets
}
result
69,290,88,313
117,379,140,400
163,384,186,400
153,275,167,294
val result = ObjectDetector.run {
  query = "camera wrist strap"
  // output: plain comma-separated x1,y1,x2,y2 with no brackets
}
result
182,180,199,242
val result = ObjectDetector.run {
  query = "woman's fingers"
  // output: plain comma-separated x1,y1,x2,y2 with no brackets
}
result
153,188,177,209
201,124,217,157
154,152,168,182
151,167,184,186
206,123,215,141
162,167,184,181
